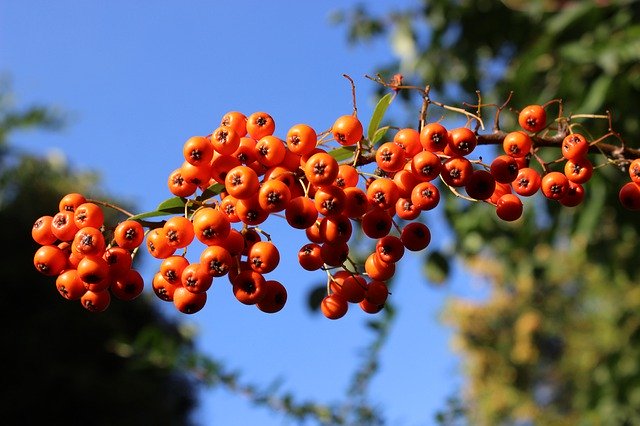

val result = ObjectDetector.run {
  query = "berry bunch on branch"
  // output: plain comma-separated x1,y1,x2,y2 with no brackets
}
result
31,75,640,318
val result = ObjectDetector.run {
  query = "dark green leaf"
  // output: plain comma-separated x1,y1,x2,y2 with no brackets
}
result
156,196,187,211
197,183,225,201
127,196,187,221
423,250,450,284
307,284,327,312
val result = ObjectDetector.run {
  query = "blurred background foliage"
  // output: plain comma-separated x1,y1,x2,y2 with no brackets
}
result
0,83,201,425
336,0,640,424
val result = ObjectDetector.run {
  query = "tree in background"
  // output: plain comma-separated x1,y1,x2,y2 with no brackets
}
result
0,84,198,425
338,1,640,423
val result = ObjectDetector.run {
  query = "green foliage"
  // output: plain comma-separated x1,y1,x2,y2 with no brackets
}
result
367,92,395,142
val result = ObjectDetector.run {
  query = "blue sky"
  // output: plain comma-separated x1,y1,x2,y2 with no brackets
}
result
2,2,489,425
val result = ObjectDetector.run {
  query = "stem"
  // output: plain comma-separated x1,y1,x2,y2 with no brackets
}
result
342,74,358,116
87,199,135,217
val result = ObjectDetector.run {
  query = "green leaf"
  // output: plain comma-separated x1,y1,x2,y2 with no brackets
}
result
423,250,450,284
329,146,357,162
307,284,327,312
156,196,187,211
370,125,390,145
128,196,187,221
197,183,225,201
367,92,394,141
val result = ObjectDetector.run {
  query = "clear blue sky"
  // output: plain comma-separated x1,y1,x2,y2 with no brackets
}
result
2,2,488,425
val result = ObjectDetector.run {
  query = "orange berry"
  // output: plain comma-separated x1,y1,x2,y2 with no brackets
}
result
33,245,68,276
332,115,363,146
321,293,348,319
246,111,275,140
518,104,547,133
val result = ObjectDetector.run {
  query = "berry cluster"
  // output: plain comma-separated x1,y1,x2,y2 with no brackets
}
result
31,86,639,319
32,193,144,312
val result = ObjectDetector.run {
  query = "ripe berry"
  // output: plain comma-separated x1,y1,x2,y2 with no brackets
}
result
541,171,569,200
255,135,287,167
518,104,547,133
183,136,214,166
419,122,450,152
59,193,87,213
365,280,389,306
366,178,400,210
77,256,111,292
496,194,523,221
513,167,542,197
286,123,317,156
164,216,195,249
375,235,405,264
232,270,267,305
55,269,86,300
73,202,104,229
32,215,57,245
393,128,421,158
33,245,68,276
364,252,395,281
561,133,589,160
220,111,247,137
375,141,406,173
111,269,144,301
200,245,233,277
81,290,111,313
564,157,593,184
298,243,324,271
629,159,640,184
256,280,287,313
248,241,280,274
246,112,275,140
448,127,477,156
490,155,519,184
285,196,319,229
173,286,207,314
619,182,640,211
332,115,363,146
225,165,260,200
321,293,348,320
51,211,79,242
400,222,431,252
304,152,340,188
502,131,532,158
465,169,496,201
337,274,367,303
181,262,214,293
559,182,585,207
411,150,442,182
441,157,473,187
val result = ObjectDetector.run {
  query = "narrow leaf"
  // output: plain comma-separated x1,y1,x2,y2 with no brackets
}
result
370,125,390,145
329,146,357,162
198,183,225,201
127,196,187,221
156,196,187,211
128,206,186,221
367,92,394,141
